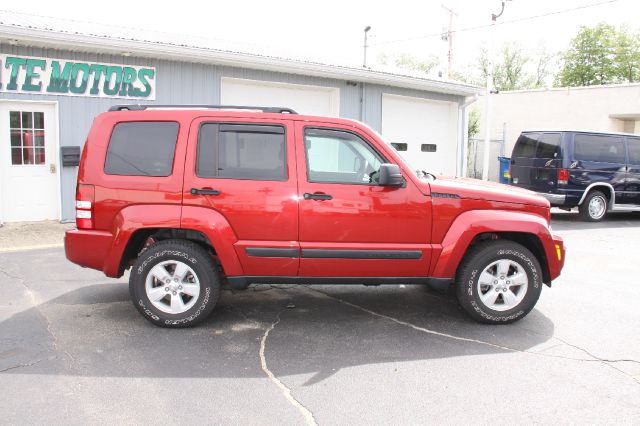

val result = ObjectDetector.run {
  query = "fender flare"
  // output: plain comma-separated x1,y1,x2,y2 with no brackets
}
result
430,209,553,279
577,182,616,207
180,205,243,276
102,204,243,278
103,204,182,277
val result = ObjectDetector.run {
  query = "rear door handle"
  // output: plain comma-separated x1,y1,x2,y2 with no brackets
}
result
303,192,333,201
191,188,220,196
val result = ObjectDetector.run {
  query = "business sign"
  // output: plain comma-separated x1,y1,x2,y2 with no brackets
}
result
0,54,156,100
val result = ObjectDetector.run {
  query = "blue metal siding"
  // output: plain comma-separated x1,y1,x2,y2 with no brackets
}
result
1,44,464,221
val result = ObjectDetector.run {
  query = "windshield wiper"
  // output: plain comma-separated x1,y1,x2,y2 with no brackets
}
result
416,169,436,181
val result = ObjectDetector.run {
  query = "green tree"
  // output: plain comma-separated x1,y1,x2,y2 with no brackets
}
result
556,23,640,86
477,43,552,91
379,53,439,75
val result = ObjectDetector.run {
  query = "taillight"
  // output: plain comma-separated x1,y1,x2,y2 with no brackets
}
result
76,184,95,229
557,169,569,185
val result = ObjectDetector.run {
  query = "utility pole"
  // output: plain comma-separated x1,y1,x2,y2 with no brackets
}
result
441,5,457,79
363,26,372,68
481,0,510,181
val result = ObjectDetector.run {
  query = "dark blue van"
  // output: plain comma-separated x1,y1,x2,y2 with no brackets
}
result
509,131,640,221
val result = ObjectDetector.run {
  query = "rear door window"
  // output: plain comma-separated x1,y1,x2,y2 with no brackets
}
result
197,124,287,181
512,133,538,158
535,133,562,159
574,134,625,163
512,132,561,159
104,122,179,176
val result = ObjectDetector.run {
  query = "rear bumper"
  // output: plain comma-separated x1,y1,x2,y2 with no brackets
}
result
538,192,566,206
65,229,114,275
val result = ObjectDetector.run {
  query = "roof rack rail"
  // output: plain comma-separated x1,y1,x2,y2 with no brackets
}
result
108,104,298,114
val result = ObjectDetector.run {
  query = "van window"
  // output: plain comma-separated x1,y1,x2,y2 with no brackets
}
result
104,122,179,176
628,137,640,165
574,134,625,163
512,132,561,159
512,133,538,157
197,124,286,181
535,133,562,158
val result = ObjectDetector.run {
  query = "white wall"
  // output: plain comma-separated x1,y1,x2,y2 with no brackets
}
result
480,83,640,155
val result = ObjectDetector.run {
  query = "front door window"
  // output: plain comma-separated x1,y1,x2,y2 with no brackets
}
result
9,111,45,165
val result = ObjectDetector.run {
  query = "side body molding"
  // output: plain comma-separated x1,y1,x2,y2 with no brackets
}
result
430,210,553,279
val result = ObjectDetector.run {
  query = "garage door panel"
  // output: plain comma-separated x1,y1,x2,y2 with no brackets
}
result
382,94,457,176
221,77,339,117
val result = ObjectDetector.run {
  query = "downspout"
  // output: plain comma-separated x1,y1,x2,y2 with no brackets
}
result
457,94,479,177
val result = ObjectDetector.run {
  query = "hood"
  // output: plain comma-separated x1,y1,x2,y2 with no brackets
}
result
428,176,550,207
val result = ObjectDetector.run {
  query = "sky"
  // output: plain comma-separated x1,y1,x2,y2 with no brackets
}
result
2,0,639,81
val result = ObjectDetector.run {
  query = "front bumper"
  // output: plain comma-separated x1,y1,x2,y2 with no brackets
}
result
548,233,566,281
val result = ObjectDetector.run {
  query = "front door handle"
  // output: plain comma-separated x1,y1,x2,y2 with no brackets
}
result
191,188,220,196
303,192,333,201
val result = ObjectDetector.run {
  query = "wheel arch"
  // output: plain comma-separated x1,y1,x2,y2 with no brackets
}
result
578,183,615,208
431,210,554,285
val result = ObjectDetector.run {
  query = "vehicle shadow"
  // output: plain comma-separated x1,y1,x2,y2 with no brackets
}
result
0,282,555,383
551,210,640,231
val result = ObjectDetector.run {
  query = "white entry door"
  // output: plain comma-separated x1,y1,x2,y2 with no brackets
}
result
0,102,59,222
382,94,458,176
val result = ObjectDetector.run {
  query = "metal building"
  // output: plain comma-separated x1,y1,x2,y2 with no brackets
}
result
0,11,479,223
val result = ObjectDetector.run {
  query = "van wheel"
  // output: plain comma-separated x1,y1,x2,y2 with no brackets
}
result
455,241,543,324
579,190,608,222
129,239,220,328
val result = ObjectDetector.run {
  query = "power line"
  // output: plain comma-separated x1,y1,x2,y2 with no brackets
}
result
372,0,625,47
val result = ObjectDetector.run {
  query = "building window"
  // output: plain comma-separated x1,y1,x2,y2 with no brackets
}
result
421,144,437,152
391,143,408,151
104,121,179,176
9,111,45,165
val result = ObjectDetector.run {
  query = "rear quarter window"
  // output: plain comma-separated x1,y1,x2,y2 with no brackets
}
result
104,121,179,176
573,134,625,163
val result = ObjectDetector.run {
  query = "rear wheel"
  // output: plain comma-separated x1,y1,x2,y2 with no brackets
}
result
456,240,543,324
129,239,220,328
579,190,608,221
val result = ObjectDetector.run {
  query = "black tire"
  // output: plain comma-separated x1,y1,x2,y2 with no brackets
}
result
578,190,608,222
129,239,220,328
455,240,543,324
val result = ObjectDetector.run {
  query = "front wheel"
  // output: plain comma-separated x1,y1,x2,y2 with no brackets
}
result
129,239,220,328
456,240,543,324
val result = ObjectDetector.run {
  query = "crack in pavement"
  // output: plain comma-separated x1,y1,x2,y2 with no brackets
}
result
259,308,318,426
0,359,42,373
305,287,640,386
0,266,76,369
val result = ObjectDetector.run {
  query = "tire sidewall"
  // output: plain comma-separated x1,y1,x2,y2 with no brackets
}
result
130,243,217,327
580,191,607,221
459,242,542,324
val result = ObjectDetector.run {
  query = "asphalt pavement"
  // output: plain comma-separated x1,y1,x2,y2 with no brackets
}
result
1,211,639,425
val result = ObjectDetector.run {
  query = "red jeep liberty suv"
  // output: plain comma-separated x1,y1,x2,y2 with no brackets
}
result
65,105,565,327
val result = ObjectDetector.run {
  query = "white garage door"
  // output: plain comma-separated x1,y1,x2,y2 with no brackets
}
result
221,77,339,117
382,94,458,176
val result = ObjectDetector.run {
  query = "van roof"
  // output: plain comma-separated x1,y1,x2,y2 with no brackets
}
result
521,129,639,137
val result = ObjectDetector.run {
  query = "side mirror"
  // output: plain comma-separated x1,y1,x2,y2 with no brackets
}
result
378,163,404,187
